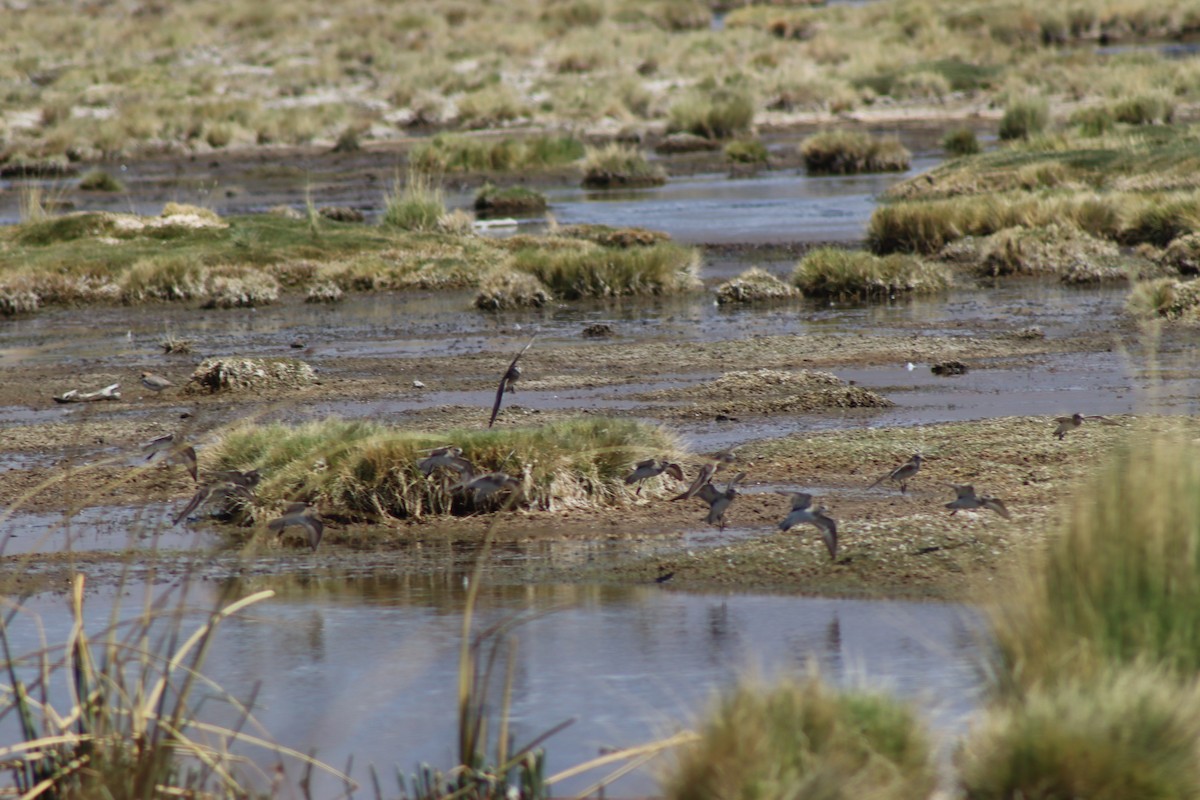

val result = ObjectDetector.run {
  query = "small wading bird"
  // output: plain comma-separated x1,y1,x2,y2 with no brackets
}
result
417,445,475,479
140,371,174,393
268,502,324,551
944,483,1011,520
140,433,198,483
777,492,838,561
452,471,521,504
1053,413,1119,440
695,471,745,530
869,453,923,494
174,469,262,526
624,458,684,495
488,336,536,428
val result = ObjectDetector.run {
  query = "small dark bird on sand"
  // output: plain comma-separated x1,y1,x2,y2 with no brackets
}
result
869,453,922,494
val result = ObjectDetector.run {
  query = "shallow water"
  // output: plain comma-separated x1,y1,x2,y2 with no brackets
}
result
3,580,986,797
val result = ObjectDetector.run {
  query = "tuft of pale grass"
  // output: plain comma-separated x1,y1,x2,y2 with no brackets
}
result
474,269,553,310
800,131,911,175
512,241,700,299
663,674,936,800
581,143,666,189
411,133,584,173
78,168,125,192
999,95,1049,141
987,436,1200,696
941,127,981,157
381,171,446,231
1126,277,1200,321
792,247,950,300
208,417,685,521
714,267,799,304
958,665,1200,800
666,87,756,141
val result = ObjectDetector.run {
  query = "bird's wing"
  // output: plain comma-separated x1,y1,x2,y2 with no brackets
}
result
663,462,685,482
945,483,974,499
673,463,715,501
174,485,213,526
789,492,813,511
447,456,476,476
696,483,722,505
305,516,324,551
819,516,838,561
725,471,747,492
179,446,198,483
982,497,1012,520
488,374,507,428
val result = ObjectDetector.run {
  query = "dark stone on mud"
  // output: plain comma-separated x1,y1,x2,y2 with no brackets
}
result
582,323,615,338
931,360,969,376
319,206,366,223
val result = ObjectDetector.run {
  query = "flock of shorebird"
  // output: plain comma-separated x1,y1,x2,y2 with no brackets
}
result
134,338,1117,560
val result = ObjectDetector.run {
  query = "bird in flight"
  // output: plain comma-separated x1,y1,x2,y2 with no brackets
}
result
695,471,745,530
141,433,198,483
489,336,536,428
174,469,261,526
777,492,838,561
417,445,476,479
624,458,684,495
268,502,324,551
943,483,1011,519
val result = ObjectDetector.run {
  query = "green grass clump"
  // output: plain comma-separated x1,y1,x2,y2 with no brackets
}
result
941,127,980,157
1069,106,1117,137
581,144,666,189
998,95,1049,141
474,183,548,216
724,138,769,164
381,172,446,231
662,675,935,800
1126,277,1200,321
667,87,756,141
209,416,684,520
959,666,1200,800
78,168,125,192
792,247,950,300
410,133,584,173
1111,93,1174,126
512,241,699,299
800,131,911,175
987,437,1200,694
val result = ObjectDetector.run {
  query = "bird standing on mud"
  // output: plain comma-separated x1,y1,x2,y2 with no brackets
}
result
777,492,838,561
944,483,1011,519
488,336,536,428
1053,413,1118,440
140,371,174,393
869,453,923,494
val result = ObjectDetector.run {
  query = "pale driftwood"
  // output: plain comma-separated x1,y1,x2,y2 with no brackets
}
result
53,383,121,404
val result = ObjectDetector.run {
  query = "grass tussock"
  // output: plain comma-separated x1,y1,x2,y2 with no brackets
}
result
381,171,446,231
663,674,935,800
581,144,667,189
208,417,685,520
998,95,1049,141
947,223,1132,282
78,168,125,192
554,223,671,248
941,127,981,157
511,241,700,299
410,133,584,173
474,269,554,310
474,184,548,216
724,139,769,165
667,87,756,141
1126,277,1200,321
800,131,911,175
792,247,951,300
959,665,1200,800
868,189,1200,254
987,437,1200,696
715,267,799,304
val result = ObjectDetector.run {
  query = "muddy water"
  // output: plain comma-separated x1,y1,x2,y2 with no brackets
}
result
5,580,985,797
